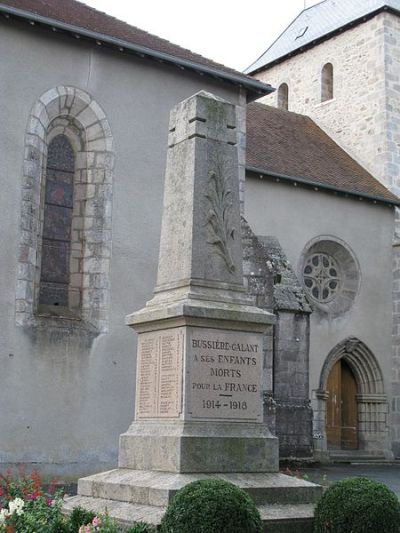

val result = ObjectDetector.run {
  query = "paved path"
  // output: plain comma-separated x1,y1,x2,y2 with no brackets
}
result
300,463,400,497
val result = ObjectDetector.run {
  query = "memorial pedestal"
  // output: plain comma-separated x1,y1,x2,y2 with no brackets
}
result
121,298,278,474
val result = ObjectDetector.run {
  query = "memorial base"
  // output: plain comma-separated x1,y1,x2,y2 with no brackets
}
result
64,470,322,533
119,420,279,473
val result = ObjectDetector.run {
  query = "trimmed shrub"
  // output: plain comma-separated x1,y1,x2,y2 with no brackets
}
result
314,477,400,533
160,478,263,533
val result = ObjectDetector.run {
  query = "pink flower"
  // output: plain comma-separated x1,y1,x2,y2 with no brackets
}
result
92,516,101,527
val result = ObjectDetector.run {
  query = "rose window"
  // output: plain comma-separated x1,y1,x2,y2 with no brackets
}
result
303,252,341,303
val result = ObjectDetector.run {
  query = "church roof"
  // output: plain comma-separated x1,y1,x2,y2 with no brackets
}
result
245,0,400,74
246,102,400,205
0,0,272,101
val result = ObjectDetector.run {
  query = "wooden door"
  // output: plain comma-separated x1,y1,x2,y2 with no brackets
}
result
341,360,358,449
326,359,358,450
326,360,341,448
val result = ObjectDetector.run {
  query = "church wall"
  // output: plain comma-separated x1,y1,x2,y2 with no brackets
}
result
254,12,400,457
244,178,395,457
0,19,243,478
255,14,387,188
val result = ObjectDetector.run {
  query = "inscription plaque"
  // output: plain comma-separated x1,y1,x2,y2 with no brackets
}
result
188,328,262,421
136,328,184,419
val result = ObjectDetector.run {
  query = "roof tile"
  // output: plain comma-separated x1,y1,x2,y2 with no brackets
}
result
0,0,260,86
246,102,399,203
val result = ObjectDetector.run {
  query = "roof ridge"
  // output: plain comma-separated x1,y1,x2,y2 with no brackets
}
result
251,101,315,121
0,0,265,89
246,0,398,73
74,0,234,72
244,0,329,73
0,0,274,99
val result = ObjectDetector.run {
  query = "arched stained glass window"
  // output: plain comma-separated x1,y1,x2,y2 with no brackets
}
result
278,83,289,110
39,134,75,308
17,86,114,331
321,63,334,102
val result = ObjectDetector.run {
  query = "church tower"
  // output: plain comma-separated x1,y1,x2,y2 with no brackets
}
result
247,0,400,198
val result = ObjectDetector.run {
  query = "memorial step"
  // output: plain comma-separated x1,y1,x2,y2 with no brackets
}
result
63,495,316,533
259,504,315,533
76,468,322,507
62,495,164,527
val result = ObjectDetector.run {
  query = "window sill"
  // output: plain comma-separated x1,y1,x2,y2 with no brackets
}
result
36,304,81,321
315,97,336,108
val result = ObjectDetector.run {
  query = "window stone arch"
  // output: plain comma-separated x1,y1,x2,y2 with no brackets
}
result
16,86,114,332
299,236,361,317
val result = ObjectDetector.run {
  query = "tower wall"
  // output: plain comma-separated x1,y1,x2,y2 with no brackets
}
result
255,14,387,187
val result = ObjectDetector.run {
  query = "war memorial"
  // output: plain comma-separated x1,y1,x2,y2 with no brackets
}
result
64,91,322,531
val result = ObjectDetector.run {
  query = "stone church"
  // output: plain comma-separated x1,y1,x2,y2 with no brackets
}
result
247,0,400,460
0,0,398,479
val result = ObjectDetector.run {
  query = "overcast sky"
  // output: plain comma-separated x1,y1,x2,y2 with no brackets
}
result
80,0,321,71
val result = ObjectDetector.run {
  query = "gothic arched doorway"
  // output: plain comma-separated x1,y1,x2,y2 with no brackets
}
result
326,359,358,450
313,338,390,458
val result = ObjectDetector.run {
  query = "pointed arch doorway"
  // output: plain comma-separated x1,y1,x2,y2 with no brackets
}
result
326,359,358,449
313,338,391,459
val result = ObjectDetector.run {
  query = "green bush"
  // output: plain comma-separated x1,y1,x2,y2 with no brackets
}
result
160,478,263,533
313,477,400,533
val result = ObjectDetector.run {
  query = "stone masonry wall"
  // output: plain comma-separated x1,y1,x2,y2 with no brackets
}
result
241,219,313,458
381,12,400,197
256,14,387,188
274,312,313,458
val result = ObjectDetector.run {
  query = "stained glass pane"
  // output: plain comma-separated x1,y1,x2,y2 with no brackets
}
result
39,134,75,307
41,240,69,283
47,135,75,171
45,170,74,207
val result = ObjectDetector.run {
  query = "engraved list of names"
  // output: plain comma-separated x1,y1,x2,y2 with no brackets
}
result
189,328,262,421
136,328,184,419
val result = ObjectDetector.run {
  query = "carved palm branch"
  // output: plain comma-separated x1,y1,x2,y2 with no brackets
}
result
205,169,236,273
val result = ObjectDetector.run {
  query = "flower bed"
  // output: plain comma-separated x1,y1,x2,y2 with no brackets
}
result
0,470,155,533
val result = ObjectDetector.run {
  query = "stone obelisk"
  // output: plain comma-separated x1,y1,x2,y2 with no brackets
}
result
65,91,321,530
121,91,277,474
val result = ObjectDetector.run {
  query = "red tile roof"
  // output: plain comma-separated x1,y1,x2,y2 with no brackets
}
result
0,0,270,98
246,102,399,204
